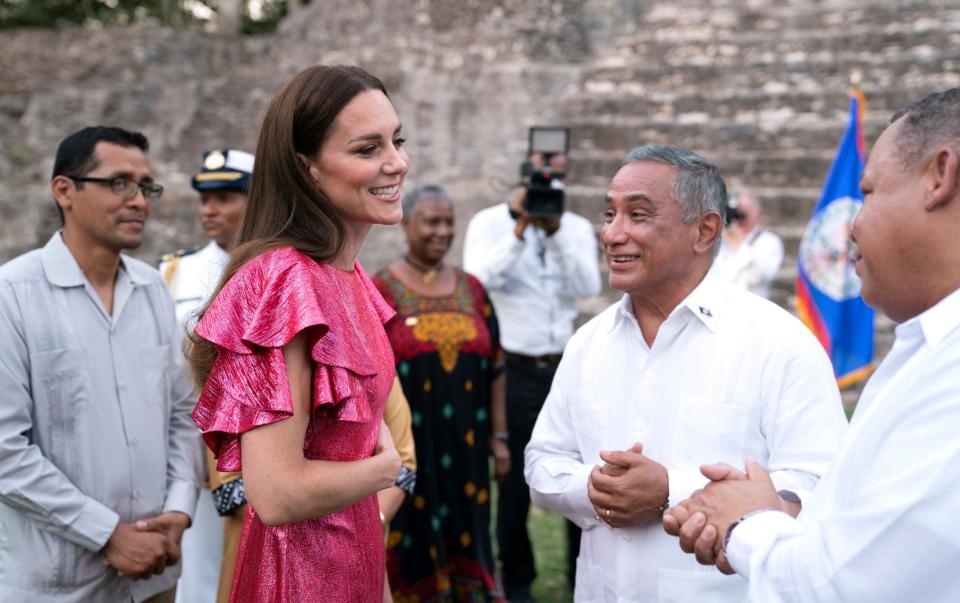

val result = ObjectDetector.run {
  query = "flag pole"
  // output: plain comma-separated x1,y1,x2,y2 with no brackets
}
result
849,70,862,88
849,71,866,159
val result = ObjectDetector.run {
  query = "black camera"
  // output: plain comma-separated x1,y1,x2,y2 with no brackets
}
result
520,126,570,218
725,192,745,225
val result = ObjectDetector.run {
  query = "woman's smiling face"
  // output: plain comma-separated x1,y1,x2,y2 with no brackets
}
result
307,89,410,229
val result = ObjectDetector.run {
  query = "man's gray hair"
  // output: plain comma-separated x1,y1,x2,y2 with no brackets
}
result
402,184,452,216
622,144,727,224
890,87,960,170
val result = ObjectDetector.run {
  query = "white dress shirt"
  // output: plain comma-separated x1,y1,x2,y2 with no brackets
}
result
525,271,847,602
463,203,601,355
161,240,230,329
726,286,960,603
714,227,784,299
0,233,200,602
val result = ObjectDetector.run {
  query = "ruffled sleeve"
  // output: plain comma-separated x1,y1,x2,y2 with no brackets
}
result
192,348,294,471
191,248,393,471
194,248,331,355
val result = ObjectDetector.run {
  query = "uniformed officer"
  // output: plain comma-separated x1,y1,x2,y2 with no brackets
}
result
161,148,253,326
160,148,253,603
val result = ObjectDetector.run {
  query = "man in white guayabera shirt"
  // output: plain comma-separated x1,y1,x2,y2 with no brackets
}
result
464,150,601,599
0,126,201,603
665,87,960,602
524,143,847,602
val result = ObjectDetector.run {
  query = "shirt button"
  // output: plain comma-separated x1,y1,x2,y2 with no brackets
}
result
620,533,632,542
129,438,138,447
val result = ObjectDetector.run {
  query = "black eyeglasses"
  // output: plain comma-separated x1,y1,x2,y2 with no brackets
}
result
68,176,164,203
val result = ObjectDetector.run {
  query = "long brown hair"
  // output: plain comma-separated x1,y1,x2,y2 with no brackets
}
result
188,65,389,387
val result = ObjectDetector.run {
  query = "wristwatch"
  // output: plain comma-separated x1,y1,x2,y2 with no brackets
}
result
777,489,801,504
723,509,777,552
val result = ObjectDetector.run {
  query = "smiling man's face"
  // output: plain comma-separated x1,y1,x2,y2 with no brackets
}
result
60,141,153,252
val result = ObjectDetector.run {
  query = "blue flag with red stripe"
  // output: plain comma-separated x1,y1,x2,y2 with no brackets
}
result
796,91,875,387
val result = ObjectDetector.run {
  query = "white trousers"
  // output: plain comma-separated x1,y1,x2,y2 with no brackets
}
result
175,493,224,603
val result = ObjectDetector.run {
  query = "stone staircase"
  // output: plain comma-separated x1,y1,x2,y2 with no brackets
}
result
2,0,958,374
550,0,960,365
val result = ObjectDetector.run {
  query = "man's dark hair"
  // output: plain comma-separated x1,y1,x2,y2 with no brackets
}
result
890,87,960,169
51,126,150,223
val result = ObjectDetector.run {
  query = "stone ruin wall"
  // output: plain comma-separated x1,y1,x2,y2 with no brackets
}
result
2,0,959,361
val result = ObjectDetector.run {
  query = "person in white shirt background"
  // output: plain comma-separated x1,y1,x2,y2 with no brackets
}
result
161,149,253,326
713,187,785,299
159,148,252,603
524,143,848,602
665,87,960,603
463,150,601,602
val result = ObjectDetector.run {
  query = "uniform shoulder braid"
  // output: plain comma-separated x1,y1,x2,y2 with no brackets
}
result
159,247,200,265
159,247,201,287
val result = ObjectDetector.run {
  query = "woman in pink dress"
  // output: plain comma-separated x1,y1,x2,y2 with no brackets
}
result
188,65,410,602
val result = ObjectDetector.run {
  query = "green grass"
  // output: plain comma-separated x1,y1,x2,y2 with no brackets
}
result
490,479,573,603
528,506,574,603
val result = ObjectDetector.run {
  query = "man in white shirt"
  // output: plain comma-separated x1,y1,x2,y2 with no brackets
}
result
0,126,201,602
463,152,601,600
713,187,784,299
665,88,960,602
160,148,252,603
524,144,847,602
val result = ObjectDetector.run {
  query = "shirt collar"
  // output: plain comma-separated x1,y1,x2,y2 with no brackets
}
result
608,270,727,334
900,287,960,349
203,240,231,262
122,255,152,285
41,231,85,287
609,293,636,333
41,230,150,288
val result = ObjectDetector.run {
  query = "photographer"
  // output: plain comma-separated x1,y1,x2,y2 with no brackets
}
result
713,187,784,299
463,144,601,601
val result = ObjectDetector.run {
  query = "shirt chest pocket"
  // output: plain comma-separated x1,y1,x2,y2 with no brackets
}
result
673,397,748,466
139,344,171,406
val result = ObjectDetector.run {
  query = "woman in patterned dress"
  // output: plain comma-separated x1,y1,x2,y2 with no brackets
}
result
373,185,510,602
188,65,409,602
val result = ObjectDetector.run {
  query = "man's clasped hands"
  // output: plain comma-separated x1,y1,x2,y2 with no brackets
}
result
102,511,191,580
593,442,800,575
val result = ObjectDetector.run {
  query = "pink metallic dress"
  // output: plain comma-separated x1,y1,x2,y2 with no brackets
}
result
192,247,396,603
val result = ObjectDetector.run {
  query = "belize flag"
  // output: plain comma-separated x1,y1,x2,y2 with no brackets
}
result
796,89,874,387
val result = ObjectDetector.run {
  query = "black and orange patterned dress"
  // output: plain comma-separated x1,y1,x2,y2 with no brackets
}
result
373,267,505,603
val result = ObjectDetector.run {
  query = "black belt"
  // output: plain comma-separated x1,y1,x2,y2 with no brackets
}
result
505,351,563,367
